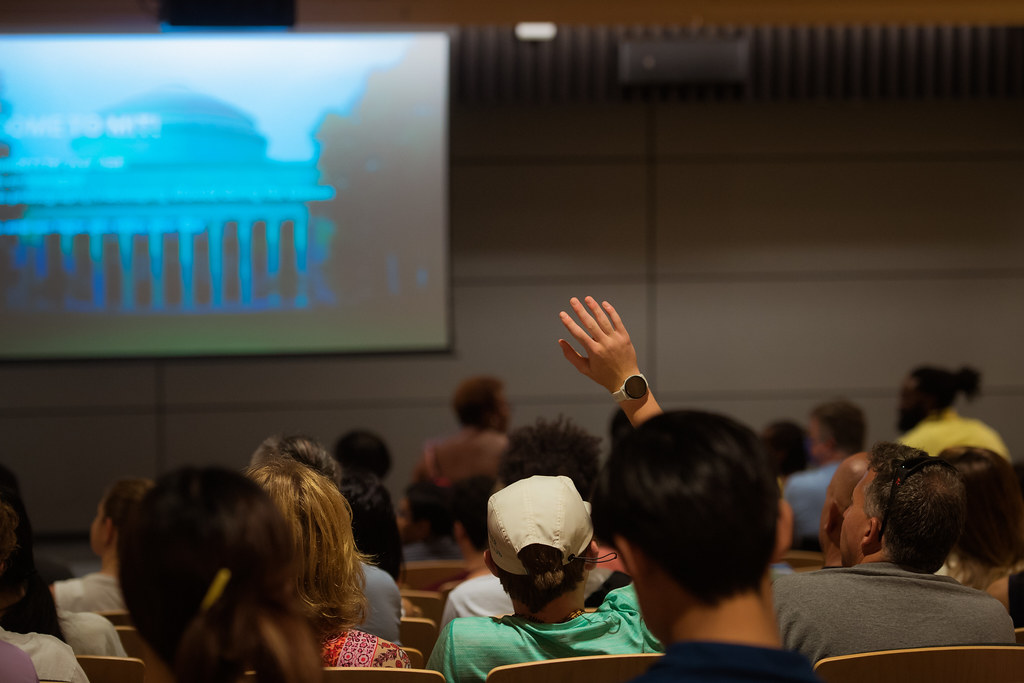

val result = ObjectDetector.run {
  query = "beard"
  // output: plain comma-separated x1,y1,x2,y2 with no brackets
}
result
898,406,929,433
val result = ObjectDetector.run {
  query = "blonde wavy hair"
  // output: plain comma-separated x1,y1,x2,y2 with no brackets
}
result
247,458,369,639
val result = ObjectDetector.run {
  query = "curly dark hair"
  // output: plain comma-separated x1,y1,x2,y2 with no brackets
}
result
499,416,600,500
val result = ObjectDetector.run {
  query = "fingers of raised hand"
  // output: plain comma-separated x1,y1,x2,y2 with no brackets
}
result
584,296,615,335
601,300,629,340
568,296,607,340
559,310,597,349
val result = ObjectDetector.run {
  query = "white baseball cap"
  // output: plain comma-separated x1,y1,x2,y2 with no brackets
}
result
487,475,593,575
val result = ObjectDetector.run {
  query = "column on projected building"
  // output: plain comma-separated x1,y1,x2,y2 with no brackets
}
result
222,220,240,306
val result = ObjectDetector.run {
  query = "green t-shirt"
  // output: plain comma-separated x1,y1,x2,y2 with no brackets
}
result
427,585,663,683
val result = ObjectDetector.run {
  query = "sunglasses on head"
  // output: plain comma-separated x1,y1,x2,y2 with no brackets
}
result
878,456,958,537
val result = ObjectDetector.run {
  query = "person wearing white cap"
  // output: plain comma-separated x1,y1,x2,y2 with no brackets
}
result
426,475,661,683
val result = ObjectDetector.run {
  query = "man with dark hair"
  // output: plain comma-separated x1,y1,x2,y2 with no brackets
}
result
397,482,461,562
898,365,1008,458
439,476,511,629
558,296,819,682
774,441,1014,663
785,400,866,549
498,416,600,499
428,475,660,683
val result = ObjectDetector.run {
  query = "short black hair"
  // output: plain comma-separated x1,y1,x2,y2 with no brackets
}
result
334,430,392,480
450,476,495,552
592,410,778,605
405,482,454,538
500,416,600,500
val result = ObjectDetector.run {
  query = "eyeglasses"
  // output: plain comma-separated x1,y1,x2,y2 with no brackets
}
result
878,456,958,537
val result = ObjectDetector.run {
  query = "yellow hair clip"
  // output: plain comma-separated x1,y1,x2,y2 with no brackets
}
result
200,568,232,612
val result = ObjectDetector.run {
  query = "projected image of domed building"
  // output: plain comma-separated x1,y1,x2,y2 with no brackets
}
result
1,88,336,314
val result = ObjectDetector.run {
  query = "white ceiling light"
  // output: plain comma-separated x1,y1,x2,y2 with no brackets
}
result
514,23,558,41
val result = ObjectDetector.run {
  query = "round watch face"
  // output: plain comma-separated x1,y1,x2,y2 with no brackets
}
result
624,375,647,399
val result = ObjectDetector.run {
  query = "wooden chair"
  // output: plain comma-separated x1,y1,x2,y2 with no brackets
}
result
115,625,172,682
486,653,662,683
95,610,133,626
782,550,825,572
401,561,467,590
1015,627,1024,645
76,655,145,683
322,669,445,682
245,670,444,681
402,646,424,669
814,645,1024,683
400,617,439,662
401,589,446,625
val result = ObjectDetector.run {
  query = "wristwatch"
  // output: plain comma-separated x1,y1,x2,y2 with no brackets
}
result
612,374,648,403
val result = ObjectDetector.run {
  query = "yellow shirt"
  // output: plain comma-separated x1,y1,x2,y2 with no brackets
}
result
899,408,1010,460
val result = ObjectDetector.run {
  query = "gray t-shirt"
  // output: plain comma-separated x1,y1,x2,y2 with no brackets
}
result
774,562,1015,663
360,564,402,644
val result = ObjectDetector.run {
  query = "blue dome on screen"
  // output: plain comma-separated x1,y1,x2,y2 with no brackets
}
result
71,87,268,163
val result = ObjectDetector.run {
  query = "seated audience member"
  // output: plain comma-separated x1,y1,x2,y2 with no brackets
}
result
785,401,866,550
119,467,323,683
340,470,403,643
251,433,343,489
53,477,153,613
398,482,462,562
0,487,124,659
497,416,631,605
817,453,869,568
428,475,661,683
774,442,1014,663
439,475,509,628
0,496,87,683
413,376,509,486
248,459,410,668
938,447,1024,589
258,438,402,643
335,429,392,481
498,416,599,498
762,420,809,483
898,365,1009,458
592,411,820,683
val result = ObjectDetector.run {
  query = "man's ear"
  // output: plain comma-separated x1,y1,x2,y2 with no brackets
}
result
582,540,600,568
773,500,794,564
861,516,884,556
483,550,501,578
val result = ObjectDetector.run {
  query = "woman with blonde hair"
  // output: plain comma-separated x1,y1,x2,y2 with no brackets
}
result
247,458,410,668
939,446,1024,590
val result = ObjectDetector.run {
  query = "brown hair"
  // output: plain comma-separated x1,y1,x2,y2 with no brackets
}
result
0,500,17,566
118,467,322,683
453,376,507,430
100,478,154,532
494,544,587,614
810,401,866,455
939,447,1024,589
247,458,369,638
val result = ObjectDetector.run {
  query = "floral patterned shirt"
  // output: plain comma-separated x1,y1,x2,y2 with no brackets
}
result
322,629,411,668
